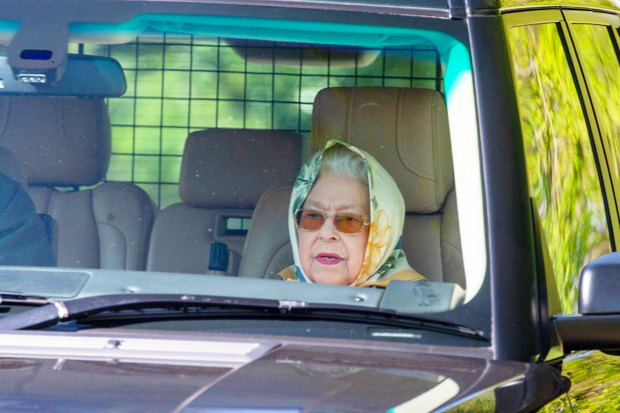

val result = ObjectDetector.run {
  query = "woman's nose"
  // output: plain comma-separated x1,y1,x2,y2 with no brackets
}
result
318,216,340,240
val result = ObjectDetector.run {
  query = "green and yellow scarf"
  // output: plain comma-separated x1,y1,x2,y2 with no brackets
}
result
278,139,425,287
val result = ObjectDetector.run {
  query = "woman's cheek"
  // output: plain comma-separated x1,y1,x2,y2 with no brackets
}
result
349,231,370,280
297,233,314,279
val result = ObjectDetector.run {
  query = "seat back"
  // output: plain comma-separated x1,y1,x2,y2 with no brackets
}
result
0,96,155,270
311,87,464,287
238,182,294,279
147,129,302,275
240,87,465,288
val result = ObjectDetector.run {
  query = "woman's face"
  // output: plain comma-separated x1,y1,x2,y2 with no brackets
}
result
297,174,370,285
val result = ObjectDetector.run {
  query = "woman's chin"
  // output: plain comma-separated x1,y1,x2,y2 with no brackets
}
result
307,266,355,286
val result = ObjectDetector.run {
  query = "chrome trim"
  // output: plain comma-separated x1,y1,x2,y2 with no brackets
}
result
279,300,307,309
0,331,278,367
53,301,69,319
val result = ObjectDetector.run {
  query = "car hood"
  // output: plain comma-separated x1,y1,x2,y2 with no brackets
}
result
0,330,566,412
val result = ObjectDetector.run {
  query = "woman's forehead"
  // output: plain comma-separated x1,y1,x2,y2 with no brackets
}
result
305,175,369,211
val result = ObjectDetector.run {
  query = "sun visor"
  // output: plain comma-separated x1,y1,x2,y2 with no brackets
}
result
225,39,380,68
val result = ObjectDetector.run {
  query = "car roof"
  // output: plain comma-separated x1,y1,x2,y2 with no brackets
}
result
125,0,620,14
2,0,615,29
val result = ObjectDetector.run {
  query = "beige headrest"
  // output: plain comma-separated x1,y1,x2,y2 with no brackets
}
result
0,146,27,189
311,87,453,213
179,129,302,209
0,96,111,187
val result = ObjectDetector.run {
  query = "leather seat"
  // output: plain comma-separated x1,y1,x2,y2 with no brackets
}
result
0,96,155,270
238,181,294,279
240,87,465,288
147,129,302,275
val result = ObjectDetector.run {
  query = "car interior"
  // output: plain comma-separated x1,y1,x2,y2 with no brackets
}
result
0,31,470,304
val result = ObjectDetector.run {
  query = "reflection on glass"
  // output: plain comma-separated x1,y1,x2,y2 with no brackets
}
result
388,378,460,413
573,24,620,198
508,24,611,313
541,350,620,412
546,25,620,413
442,389,495,413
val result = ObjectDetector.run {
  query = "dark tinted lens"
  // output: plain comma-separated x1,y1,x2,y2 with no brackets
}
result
335,213,364,234
298,209,325,231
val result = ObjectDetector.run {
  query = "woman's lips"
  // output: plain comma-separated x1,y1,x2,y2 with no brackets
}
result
315,253,344,265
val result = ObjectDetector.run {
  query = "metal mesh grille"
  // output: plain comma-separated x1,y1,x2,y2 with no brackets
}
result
71,33,443,208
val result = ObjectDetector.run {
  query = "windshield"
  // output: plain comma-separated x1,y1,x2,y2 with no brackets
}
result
0,13,486,344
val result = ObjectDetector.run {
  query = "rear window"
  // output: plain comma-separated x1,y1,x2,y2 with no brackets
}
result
73,36,445,209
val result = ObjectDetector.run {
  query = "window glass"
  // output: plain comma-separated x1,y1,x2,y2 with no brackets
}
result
0,17,487,336
573,24,620,198
508,23,611,313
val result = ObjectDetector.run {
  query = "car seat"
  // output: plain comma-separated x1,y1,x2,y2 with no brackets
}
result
146,129,302,275
240,87,465,288
0,96,155,270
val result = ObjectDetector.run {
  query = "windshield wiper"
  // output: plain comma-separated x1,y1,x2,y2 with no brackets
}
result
0,294,486,341
0,291,55,306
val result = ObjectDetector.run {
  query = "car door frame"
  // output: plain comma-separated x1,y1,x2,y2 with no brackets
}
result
488,6,620,364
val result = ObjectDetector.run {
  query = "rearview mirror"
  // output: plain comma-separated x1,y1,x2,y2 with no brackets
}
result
0,54,126,97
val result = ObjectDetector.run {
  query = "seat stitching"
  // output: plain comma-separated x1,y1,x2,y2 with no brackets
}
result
397,89,435,180
96,222,129,268
94,183,154,270
440,238,461,255
432,92,442,210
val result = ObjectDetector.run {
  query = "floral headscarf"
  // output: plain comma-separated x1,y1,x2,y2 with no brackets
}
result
278,139,425,287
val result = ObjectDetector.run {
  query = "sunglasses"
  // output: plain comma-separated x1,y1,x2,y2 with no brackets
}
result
294,209,370,234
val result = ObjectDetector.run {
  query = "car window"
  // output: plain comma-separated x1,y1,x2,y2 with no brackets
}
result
80,36,445,209
571,24,620,201
508,23,612,313
535,22,620,413
0,16,487,340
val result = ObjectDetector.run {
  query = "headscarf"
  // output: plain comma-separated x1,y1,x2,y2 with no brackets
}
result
278,139,425,287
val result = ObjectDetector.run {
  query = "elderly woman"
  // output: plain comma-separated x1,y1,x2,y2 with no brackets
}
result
277,139,425,287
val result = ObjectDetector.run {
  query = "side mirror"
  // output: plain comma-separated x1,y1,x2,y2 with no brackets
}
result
554,252,620,352
579,252,620,314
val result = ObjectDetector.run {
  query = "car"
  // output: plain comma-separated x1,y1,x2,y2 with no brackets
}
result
0,0,620,411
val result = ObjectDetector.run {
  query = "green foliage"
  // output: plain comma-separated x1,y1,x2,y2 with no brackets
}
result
443,391,495,412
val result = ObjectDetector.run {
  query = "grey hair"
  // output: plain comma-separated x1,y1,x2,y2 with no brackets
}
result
319,144,369,189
